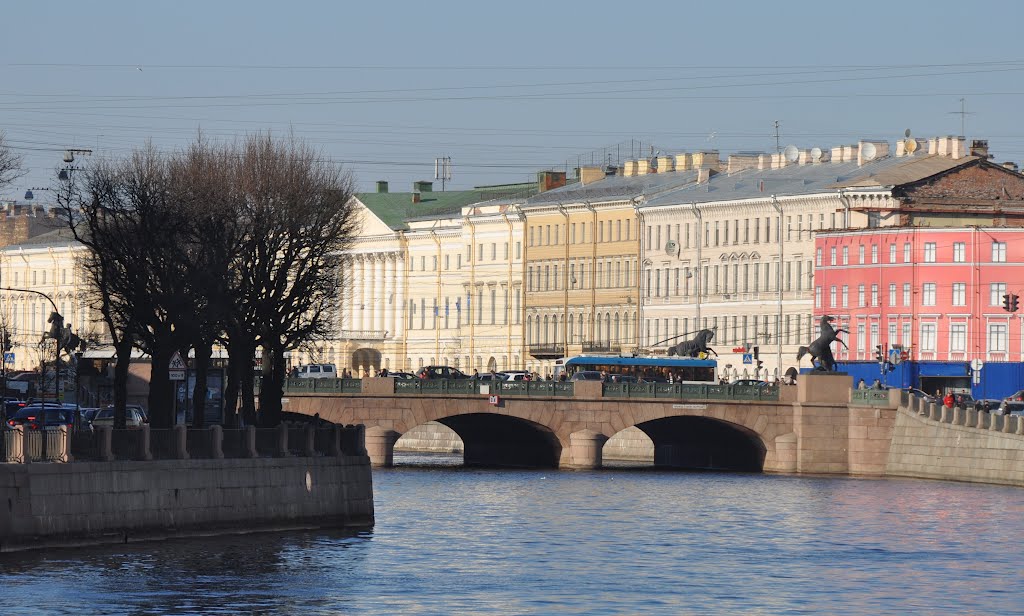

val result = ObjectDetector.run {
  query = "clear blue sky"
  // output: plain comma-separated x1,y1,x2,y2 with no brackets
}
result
3,0,1023,201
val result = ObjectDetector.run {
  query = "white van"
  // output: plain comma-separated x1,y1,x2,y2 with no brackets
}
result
296,363,337,379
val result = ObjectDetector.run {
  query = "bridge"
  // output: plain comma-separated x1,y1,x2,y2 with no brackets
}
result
281,375,1024,486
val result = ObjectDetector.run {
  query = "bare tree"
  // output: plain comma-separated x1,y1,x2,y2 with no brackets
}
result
0,132,25,191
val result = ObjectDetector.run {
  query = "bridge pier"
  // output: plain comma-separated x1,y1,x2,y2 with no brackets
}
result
564,429,608,470
364,426,400,467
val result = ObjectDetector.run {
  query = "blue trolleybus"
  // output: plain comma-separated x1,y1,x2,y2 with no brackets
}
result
556,355,718,383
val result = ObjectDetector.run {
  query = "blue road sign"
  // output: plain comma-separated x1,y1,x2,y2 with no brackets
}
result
3,352,13,364
742,353,753,364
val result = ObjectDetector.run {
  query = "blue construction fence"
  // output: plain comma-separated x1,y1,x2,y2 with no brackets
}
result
800,360,1024,400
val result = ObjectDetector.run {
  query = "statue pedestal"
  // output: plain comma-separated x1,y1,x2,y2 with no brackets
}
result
797,372,852,404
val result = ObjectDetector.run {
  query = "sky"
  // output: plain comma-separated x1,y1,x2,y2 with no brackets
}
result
2,0,1024,202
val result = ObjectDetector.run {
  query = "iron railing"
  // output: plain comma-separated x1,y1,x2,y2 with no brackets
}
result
850,389,893,406
602,382,780,401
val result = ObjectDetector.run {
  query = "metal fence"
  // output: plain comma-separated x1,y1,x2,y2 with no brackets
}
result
186,429,216,459
495,381,575,397
111,429,144,461
284,378,362,394
254,428,280,457
287,424,308,456
850,389,893,406
602,382,780,401
70,430,103,461
221,428,249,458
21,430,66,462
149,429,178,460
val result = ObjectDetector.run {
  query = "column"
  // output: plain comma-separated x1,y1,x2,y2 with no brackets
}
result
362,257,372,331
375,256,386,333
352,257,363,334
384,255,396,337
394,257,405,338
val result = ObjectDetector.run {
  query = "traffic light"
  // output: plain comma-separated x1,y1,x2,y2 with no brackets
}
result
1004,294,1012,312
756,359,764,371
1013,294,1020,313
875,345,884,362
753,346,760,360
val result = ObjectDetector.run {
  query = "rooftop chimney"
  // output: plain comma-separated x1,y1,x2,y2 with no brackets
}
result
727,153,760,174
636,159,651,175
413,180,433,193
376,180,389,193
697,167,717,183
656,155,675,173
624,160,638,177
675,153,692,171
692,150,720,171
412,192,421,204
1001,161,1020,172
537,170,567,192
578,167,605,186
970,139,991,159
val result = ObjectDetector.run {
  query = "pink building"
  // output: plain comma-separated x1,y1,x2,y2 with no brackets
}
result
814,227,1024,363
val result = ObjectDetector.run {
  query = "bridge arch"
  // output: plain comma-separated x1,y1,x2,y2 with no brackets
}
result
633,416,767,471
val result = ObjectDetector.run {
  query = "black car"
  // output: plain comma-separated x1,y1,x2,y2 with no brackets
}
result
997,400,1024,416
416,366,470,380
6,405,75,430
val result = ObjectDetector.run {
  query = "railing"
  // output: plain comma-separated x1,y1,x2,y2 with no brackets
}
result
285,378,362,393
22,430,65,462
528,343,565,357
70,430,103,461
221,428,250,458
495,380,575,397
254,427,282,457
150,429,178,460
187,429,216,459
602,382,780,401
112,429,145,461
850,389,893,406
583,342,620,353
394,379,481,395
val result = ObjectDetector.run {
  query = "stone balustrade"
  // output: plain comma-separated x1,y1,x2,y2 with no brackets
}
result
1,423,366,464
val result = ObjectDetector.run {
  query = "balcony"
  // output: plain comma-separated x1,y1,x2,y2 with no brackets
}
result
582,342,620,354
338,330,388,341
528,343,565,359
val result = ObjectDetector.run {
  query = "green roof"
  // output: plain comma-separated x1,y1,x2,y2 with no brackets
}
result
357,182,539,230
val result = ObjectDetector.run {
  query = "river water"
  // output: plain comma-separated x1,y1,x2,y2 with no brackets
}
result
3,454,1024,615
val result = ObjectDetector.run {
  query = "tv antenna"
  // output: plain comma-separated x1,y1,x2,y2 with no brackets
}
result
434,156,452,191
948,98,973,137
773,120,781,155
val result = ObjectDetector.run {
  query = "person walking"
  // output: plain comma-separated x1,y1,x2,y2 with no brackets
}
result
943,392,954,408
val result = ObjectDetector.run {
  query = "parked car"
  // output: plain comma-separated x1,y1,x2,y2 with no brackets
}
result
416,366,469,380
569,370,604,382
732,379,770,387
90,407,147,430
478,372,508,382
294,363,338,379
4,400,27,416
6,404,76,430
501,370,532,381
607,374,638,383
102,404,148,424
388,372,418,380
80,407,101,426
908,388,939,404
952,393,975,407
1004,389,1024,402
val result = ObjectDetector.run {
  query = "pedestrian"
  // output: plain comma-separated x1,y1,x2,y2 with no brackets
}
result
472,369,480,380
558,372,567,382
857,378,866,390
289,366,298,378
943,392,954,408
380,367,388,377
600,370,608,382
872,379,882,390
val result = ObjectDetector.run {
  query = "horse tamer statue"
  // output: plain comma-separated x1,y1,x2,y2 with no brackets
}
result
796,315,848,371
667,329,718,358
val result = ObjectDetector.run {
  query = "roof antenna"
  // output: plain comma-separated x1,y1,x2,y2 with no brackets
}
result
773,120,781,156
948,98,973,137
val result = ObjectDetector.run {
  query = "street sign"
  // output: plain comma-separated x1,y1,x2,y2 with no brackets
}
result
970,358,984,372
3,352,13,364
488,395,500,406
169,351,187,381
742,353,753,365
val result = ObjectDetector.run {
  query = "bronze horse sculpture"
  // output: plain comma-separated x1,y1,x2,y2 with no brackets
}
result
796,315,848,371
667,329,718,358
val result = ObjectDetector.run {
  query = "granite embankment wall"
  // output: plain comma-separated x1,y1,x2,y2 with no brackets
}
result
395,421,654,461
886,397,1024,487
0,455,373,552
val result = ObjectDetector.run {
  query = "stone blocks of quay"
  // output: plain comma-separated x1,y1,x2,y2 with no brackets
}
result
0,455,374,553
287,375,1024,487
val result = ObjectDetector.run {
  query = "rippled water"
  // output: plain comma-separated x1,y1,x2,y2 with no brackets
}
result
3,455,1024,615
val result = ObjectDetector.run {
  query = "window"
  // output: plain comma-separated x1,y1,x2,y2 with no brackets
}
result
858,284,866,307
842,285,849,308
516,242,521,259
815,286,822,308
989,323,1008,352
625,219,630,240
922,283,936,306
830,286,837,307
903,242,911,263
921,323,936,352
993,241,1007,262
857,323,866,356
991,282,1007,306
754,218,760,243
871,284,879,307
816,248,822,267
570,223,576,244
924,242,936,263
952,283,966,306
871,244,878,264
902,323,911,348
903,283,911,307
842,246,849,265
950,324,966,353
953,242,965,263
479,244,484,261
889,243,896,263
858,245,865,264
830,247,837,266
889,283,897,307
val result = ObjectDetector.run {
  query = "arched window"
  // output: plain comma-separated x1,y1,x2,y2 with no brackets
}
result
553,314,560,345
543,315,549,344
614,313,620,343
526,316,533,344
604,312,611,343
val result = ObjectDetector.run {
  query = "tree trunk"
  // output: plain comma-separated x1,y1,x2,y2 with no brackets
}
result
191,342,212,429
148,347,175,429
257,342,286,427
223,355,240,428
112,337,133,429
